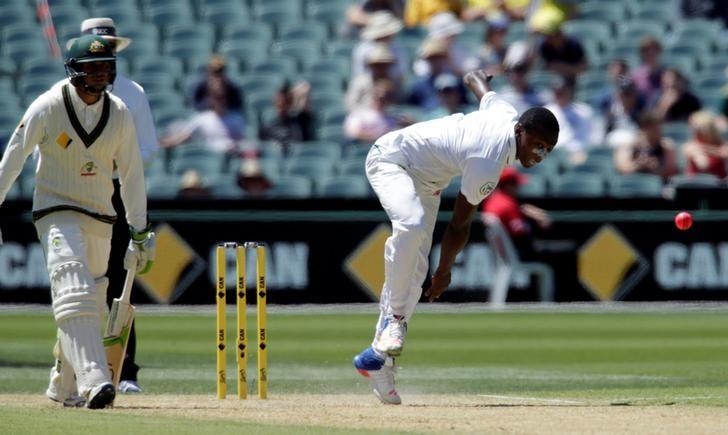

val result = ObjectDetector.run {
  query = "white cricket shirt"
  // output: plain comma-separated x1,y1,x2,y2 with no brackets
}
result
0,84,148,229
376,91,518,205
54,73,159,168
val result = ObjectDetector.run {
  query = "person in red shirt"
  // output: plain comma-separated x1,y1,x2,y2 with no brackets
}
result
481,167,551,257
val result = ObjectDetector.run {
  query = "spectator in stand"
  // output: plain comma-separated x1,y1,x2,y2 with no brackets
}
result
682,110,728,179
352,11,407,89
531,15,587,78
191,55,243,113
237,159,272,197
413,12,479,77
481,167,552,258
345,79,410,142
177,169,212,199
476,16,511,74
346,43,401,111
498,41,551,115
614,111,679,179
461,0,530,22
259,81,316,154
161,83,245,154
601,76,646,148
630,37,665,104
346,0,405,38
651,68,702,122
545,75,603,165
408,38,468,111
681,0,728,29
404,0,462,27
425,73,470,119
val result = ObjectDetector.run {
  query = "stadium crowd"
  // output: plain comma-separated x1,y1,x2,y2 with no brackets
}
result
1,0,728,199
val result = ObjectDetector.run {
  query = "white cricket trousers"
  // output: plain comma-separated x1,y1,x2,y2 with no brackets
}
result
366,142,441,331
35,211,113,397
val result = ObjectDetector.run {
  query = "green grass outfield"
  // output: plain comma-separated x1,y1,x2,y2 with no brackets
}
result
2,303,728,433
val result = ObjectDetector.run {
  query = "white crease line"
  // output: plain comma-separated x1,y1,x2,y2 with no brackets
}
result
478,394,586,405
609,395,728,403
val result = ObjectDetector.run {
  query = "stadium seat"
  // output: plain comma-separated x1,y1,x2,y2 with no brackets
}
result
551,173,606,197
318,175,370,198
669,174,723,189
266,175,313,198
305,56,351,82
218,41,268,71
337,157,366,176
170,153,226,175
518,173,547,198
199,3,250,28
578,3,626,22
133,55,184,80
0,6,35,27
279,21,329,45
146,174,181,199
662,122,691,145
284,155,336,189
270,40,323,70
289,141,342,160
250,58,297,79
206,173,244,199
609,174,664,198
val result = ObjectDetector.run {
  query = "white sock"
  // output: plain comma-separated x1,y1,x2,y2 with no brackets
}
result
58,316,110,397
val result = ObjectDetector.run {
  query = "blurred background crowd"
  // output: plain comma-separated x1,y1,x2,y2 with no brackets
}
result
2,0,728,200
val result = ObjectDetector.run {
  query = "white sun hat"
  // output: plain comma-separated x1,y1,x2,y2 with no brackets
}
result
427,12,464,39
66,17,132,53
361,11,404,41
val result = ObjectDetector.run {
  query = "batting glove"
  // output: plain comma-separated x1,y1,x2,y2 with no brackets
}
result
124,224,156,274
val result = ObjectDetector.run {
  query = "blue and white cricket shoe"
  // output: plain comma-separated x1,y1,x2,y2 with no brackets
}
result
373,315,407,357
354,347,402,405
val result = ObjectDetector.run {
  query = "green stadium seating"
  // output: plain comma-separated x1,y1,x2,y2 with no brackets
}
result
662,122,691,145
134,55,184,80
578,3,626,23
518,174,548,198
609,174,664,198
337,157,366,176
289,141,342,160
318,175,370,198
171,153,226,175
266,175,313,198
218,41,268,71
0,6,35,27
146,5,196,29
206,173,244,199
551,173,606,197
669,174,723,189
615,20,667,43
271,40,323,70
250,58,297,79
146,174,181,199
284,155,336,185
279,22,329,45
199,4,250,28
21,57,65,77
5,40,50,66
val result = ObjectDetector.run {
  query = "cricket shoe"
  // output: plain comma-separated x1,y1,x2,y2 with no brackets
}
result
118,380,143,393
373,315,407,357
86,382,115,409
354,347,401,405
46,366,85,407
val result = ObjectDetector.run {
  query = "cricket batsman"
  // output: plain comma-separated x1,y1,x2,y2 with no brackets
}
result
354,69,560,404
0,35,155,409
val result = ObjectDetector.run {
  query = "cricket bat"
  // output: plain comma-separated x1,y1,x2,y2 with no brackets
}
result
103,268,135,387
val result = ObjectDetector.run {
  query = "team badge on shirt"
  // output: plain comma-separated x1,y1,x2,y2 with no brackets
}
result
480,182,496,196
56,132,73,149
81,161,97,176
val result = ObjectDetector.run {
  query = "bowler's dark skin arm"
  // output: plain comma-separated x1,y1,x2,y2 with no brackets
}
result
424,193,478,302
463,70,493,101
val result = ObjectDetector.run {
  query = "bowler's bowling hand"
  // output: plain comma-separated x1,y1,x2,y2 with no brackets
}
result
424,269,452,302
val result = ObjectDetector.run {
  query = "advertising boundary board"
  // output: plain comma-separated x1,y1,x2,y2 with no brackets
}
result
1,199,728,304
